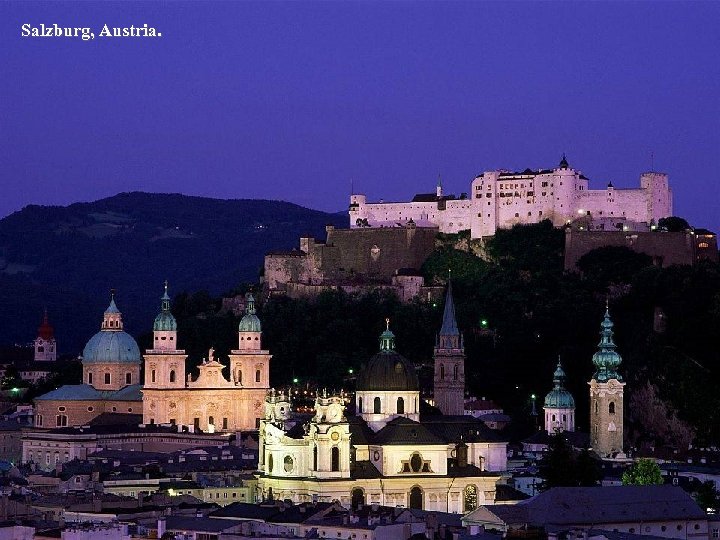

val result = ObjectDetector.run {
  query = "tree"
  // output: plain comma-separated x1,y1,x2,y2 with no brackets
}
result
658,216,690,232
694,480,719,512
538,434,602,489
622,458,663,485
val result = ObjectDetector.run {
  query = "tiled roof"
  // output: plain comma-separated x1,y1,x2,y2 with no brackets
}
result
422,416,505,443
35,384,102,401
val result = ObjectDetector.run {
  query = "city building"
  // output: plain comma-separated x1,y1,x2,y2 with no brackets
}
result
433,281,465,416
141,285,270,432
350,157,672,238
256,286,507,512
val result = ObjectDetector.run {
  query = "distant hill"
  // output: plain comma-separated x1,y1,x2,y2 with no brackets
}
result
0,192,346,353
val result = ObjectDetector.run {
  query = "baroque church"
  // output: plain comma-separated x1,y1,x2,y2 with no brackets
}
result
256,284,508,512
34,285,270,432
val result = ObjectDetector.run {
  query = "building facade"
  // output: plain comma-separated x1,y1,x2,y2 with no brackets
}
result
350,157,672,238
543,360,575,434
142,288,271,432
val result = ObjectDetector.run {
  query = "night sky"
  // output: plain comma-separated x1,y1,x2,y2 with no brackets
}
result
2,2,719,232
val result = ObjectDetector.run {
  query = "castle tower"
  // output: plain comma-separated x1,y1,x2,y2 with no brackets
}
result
433,280,465,415
34,310,56,362
143,282,186,391
589,305,625,457
82,292,141,391
355,320,420,431
228,292,271,429
544,359,575,434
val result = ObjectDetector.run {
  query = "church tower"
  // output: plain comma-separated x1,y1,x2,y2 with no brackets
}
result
433,281,465,415
589,305,625,457
143,282,186,391
34,310,56,362
228,292,271,429
544,359,575,434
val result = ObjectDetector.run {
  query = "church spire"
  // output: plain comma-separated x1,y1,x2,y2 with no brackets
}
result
440,278,459,337
591,304,623,382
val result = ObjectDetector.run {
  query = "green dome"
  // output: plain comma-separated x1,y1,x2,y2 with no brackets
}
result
592,306,623,382
356,320,419,392
239,293,262,332
82,331,141,364
544,360,575,409
153,283,177,331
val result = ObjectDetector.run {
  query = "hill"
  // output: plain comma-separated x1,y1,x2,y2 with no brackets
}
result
0,192,346,352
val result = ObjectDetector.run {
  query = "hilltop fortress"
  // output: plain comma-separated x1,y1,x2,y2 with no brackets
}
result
349,156,672,238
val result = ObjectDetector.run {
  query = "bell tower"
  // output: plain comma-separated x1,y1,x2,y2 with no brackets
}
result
309,390,351,479
433,280,465,415
34,310,56,362
143,282,186,391
589,304,625,457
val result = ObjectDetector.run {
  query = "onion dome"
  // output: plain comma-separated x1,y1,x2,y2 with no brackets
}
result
239,292,262,332
559,153,569,169
153,281,177,331
37,309,54,340
82,293,141,364
591,305,623,382
544,359,575,409
356,319,419,392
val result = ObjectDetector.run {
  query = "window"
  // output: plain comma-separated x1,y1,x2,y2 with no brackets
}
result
104,373,110,385
223,417,228,430
374,397,381,414
440,364,445,380
464,485,478,512
151,370,156,383
169,370,176,383
410,453,422,472
351,488,365,510
358,397,363,414
208,416,214,427
313,446,318,471
284,455,294,472
453,364,459,380
125,372,131,385
87,406,94,412
409,486,423,509
56,415,67,427
331,446,340,472
397,397,404,414
255,369,261,382
609,402,615,415
88,372,93,385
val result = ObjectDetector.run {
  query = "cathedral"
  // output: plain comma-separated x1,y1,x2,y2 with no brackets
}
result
33,285,270,432
256,284,508,512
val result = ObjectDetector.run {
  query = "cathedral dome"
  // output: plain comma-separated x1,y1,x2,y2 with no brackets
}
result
356,322,419,392
82,295,141,364
82,331,141,364
238,293,261,332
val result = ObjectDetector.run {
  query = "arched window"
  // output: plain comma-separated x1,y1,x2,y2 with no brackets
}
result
358,397,363,414
374,397,381,414
351,488,365,510
552,414,556,422
151,370,156,383
409,486,423,509
237,370,242,384
453,364,459,380
464,485,478,512
88,372,93,385
255,369,261,383
104,373,111,385
313,446,318,471
208,416,214,426
609,402,615,415
125,372,131,385
331,446,340,472
440,364,445,380
563,414,567,421
397,397,404,414
169,370,176,383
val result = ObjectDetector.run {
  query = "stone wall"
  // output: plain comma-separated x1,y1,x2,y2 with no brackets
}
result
564,229,719,271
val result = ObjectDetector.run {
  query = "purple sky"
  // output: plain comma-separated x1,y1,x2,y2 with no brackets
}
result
2,2,719,231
